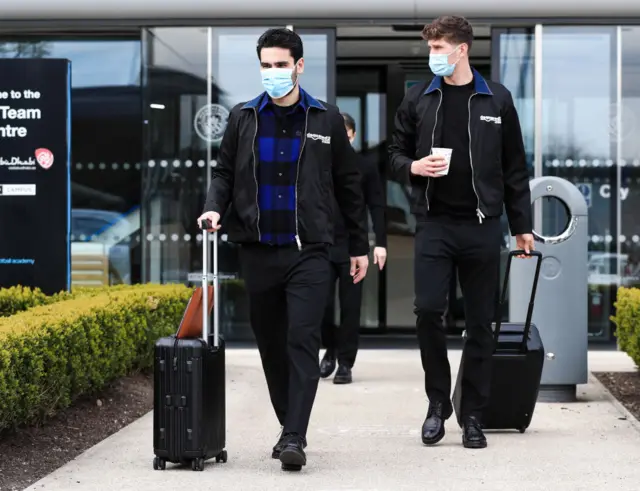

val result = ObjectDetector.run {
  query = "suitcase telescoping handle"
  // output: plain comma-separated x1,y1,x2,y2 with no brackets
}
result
493,250,543,350
199,218,219,349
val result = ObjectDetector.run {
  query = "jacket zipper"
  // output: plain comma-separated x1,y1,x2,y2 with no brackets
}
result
294,109,310,250
251,108,261,241
426,88,443,210
467,93,484,223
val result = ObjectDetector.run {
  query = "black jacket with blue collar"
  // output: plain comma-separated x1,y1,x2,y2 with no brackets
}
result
388,69,532,235
203,88,370,257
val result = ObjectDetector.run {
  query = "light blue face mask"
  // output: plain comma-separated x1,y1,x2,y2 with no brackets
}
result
429,45,461,77
260,67,298,99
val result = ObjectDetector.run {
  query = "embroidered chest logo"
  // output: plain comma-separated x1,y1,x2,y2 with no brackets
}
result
307,133,331,144
480,115,501,124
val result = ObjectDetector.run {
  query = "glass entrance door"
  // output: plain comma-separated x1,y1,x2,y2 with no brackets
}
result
336,65,387,330
141,26,335,341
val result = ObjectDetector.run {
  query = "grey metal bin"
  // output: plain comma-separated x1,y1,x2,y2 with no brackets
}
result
509,176,589,402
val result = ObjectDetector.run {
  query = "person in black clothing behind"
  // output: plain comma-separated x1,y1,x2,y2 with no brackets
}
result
319,113,387,385
388,15,535,450
198,28,370,471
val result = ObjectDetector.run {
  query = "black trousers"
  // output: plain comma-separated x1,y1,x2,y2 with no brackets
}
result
239,243,330,438
321,255,363,368
413,218,502,420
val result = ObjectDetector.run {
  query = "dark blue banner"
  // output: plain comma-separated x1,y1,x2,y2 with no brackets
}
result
0,59,71,295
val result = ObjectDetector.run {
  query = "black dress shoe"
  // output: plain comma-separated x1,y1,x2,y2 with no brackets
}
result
462,416,487,449
279,433,307,471
333,364,352,384
273,428,307,458
421,400,453,445
320,352,336,378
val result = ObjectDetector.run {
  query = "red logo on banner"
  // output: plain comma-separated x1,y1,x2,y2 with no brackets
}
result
35,148,54,169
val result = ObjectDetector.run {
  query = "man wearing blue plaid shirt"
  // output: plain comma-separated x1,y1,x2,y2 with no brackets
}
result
199,28,370,472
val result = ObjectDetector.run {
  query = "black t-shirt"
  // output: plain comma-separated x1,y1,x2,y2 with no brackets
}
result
429,79,478,221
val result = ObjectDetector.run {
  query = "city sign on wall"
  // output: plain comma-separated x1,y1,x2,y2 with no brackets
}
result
0,58,71,294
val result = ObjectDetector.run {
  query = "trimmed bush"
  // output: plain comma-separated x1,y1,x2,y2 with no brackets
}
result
0,286,71,317
0,283,176,317
0,283,192,432
611,287,640,368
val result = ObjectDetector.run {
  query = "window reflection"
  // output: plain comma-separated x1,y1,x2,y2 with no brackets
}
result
494,29,536,321
497,30,535,175
541,26,617,338
0,37,143,286
620,27,640,291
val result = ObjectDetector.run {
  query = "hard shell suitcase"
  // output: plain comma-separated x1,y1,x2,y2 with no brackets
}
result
152,220,227,471
452,250,544,433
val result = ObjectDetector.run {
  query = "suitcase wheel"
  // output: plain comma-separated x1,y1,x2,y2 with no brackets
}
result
191,457,205,471
216,450,228,463
519,427,526,434
153,457,166,471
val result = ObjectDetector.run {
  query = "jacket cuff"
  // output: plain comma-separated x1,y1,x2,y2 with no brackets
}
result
374,238,387,248
349,240,370,258
202,202,222,215
509,219,532,236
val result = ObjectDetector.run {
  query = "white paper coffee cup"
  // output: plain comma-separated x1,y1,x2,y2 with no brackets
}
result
431,147,452,176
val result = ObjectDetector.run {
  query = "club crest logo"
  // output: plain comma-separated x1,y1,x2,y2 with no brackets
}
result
194,104,229,143
35,148,54,169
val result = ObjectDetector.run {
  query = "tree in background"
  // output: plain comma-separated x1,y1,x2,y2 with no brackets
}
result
0,42,52,58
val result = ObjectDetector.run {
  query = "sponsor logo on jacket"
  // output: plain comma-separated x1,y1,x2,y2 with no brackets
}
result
480,115,501,124
307,133,331,144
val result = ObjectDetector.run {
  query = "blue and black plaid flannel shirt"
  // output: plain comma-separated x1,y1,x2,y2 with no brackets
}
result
256,92,308,246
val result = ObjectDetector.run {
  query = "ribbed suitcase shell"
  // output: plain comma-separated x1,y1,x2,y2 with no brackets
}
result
153,335,226,469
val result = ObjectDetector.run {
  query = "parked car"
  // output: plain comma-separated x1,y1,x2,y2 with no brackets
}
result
71,208,133,286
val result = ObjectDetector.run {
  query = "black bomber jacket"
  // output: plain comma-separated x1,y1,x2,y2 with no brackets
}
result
388,69,532,235
203,88,370,256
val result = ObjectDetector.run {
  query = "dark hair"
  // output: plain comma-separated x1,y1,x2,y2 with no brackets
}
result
342,113,356,133
422,15,473,50
256,28,304,62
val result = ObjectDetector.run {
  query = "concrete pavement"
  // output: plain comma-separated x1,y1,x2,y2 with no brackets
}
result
27,349,640,491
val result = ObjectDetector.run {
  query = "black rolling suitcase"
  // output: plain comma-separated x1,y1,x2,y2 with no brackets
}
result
152,221,227,471
452,250,544,433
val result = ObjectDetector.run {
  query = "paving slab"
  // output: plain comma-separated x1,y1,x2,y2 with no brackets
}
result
26,349,640,491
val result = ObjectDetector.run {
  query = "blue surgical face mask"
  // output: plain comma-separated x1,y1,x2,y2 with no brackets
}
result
429,46,461,77
261,67,298,99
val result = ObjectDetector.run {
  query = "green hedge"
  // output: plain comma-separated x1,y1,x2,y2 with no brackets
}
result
0,284,192,432
0,286,70,317
612,287,640,368
0,284,181,317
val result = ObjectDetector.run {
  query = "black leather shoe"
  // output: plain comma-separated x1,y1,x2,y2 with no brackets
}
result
462,416,487,449
333,364,352,384
421,401,453,445
273,428,307,458
279,433,307,471
320,352,336,378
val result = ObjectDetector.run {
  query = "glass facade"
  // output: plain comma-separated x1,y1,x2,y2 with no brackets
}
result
0,36,143,287
2,22,639,342
495,25,640,341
